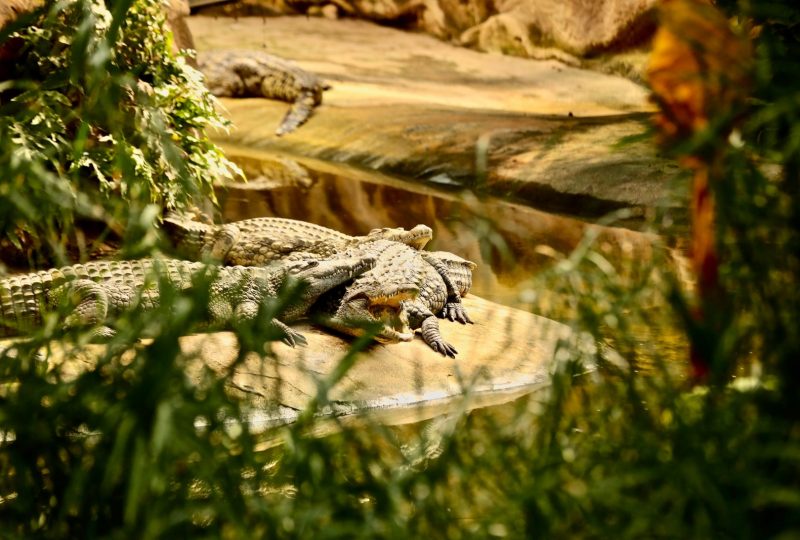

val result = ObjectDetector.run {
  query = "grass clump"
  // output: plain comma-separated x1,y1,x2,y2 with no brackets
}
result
1,0,800,538
0,0,237,263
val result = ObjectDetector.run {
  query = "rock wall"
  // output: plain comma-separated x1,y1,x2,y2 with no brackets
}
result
0,0,194,54
0,0,42,80
190,14,683,229
197,0,658,64
166,0,197,59
0,0,41,30
461,0,658,63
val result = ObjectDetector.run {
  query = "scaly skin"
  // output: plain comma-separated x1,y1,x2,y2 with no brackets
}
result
0,255,375,345
163,214,433,266
163,215,477,355
313,245,477,357
197,49,330,136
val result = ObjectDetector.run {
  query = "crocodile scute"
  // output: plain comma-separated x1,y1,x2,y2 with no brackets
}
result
0,255,375,345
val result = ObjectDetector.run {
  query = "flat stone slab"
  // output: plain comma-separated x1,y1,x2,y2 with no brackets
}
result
190,295,573,420
189,15,685,221
4,296,580,429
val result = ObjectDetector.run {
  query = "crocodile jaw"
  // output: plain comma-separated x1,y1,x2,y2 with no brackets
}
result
365,224,433,250
371,304,413,343
328,296,413,343
291,255,377,294
345,286,417,308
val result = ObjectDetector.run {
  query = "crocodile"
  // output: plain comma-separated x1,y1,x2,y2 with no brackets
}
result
313,243,476,357
197,49,330,136
163,215,477,355
163,214,433,265
0,255,374,345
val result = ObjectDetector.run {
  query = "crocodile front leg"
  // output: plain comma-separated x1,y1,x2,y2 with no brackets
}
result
407,302,457,358
421,253,472,324
271,319,308,347
420,317,457,358
207,275,307,347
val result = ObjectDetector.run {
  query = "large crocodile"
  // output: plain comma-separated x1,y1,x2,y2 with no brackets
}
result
0,255,374,345
164,215,477,356
313,242,476,357
163,214,433,265
197,49,330,136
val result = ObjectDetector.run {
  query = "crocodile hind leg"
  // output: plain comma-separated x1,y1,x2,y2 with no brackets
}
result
206,224,240,261
407,302,458,358
49,279,115,340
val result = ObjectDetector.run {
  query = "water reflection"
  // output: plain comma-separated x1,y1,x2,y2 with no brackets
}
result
217,148,665,308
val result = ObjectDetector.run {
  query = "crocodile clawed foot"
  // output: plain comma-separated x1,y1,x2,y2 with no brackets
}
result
272,320,308,347
430,339,458,358
442,303,473,325
88,325,117,343
420,317,458,357
282,329,308,348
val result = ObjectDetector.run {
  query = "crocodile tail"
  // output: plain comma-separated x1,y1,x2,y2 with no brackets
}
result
275,91,317,136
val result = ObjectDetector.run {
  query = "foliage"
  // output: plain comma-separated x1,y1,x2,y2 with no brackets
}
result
1,0,799,538
0,0,237,263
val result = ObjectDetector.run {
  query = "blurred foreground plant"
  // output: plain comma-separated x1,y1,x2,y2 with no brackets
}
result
0,0,238,264
1,0,799,537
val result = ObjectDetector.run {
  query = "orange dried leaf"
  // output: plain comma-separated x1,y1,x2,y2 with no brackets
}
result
647,0,752,147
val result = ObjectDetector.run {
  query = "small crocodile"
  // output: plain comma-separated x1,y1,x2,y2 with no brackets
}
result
313,242,475,357
163,214,433,265
197,49,330,136
0,255,374,345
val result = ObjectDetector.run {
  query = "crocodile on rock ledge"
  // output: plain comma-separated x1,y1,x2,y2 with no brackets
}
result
163,214,433,265
312,241,476,357
197,49,330,136
0,255,375,345
164,215,476,356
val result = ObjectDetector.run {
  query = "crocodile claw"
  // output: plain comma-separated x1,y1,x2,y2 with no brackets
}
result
272,320,308,347
281,328,308,348
420,317,458,358
88,325,117,343
430,338,458,358
441,302,473,325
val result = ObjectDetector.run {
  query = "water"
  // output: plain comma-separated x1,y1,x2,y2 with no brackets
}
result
218,148,686,433
217,147,664,310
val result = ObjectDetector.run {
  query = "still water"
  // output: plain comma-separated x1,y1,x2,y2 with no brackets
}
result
217,148,688,413
217,148,665,310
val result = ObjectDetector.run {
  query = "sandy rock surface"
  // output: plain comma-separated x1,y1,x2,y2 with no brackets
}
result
190,15,685,221
194,0,657,64
189,295,577,423
9,296,580,427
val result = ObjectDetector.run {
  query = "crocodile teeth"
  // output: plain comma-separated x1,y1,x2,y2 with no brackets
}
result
370,305,412,343
380,327,414,342
367,287,417,307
